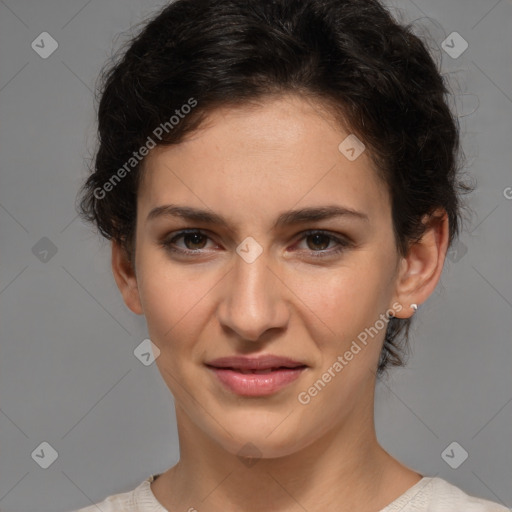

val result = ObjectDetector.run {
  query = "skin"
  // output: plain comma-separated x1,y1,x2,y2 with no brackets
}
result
112,93,449,512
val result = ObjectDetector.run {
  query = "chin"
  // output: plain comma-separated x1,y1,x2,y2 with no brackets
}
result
210,417,314,461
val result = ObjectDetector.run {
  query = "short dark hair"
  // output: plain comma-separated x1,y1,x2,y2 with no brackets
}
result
77,0,473,376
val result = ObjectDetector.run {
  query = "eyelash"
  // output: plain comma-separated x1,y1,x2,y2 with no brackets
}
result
161,229,351,259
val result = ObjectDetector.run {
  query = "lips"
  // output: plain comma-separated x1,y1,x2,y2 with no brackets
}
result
205,355,308,396
205,355,307,372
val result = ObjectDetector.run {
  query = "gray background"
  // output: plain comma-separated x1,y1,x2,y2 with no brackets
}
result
0,0,511,511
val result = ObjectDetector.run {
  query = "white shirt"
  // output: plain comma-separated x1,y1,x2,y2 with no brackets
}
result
73,474,510,511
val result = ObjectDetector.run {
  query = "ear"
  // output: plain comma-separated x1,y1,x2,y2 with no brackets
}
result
111,240,144,315
391,208,450,319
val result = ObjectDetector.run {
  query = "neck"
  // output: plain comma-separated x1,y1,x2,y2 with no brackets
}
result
151,397,421,512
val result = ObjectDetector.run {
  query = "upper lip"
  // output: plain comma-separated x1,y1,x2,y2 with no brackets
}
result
205,355,307,371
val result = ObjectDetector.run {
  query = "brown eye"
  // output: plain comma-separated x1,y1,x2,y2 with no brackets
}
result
305,233,332,251
181,232,208,250
161,229,216,255
294,230,352,259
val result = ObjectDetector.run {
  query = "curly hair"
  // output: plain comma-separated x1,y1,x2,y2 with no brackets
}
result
77,0,472,376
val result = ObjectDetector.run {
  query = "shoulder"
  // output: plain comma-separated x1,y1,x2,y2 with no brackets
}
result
71,475,163,512
427,477,510,511
380,476,509,512
72,488,133,512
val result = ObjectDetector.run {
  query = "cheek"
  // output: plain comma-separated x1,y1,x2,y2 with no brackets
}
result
136,235,396,356
287,257,391,344
136,251,219,349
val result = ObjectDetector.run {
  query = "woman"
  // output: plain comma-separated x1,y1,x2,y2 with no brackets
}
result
74,0,508,510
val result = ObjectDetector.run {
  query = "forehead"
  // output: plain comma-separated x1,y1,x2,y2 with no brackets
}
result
138,94,390,227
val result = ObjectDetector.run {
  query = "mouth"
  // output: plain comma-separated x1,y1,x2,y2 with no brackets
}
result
205,355,308,396
205,354,307,371
209,366,307,374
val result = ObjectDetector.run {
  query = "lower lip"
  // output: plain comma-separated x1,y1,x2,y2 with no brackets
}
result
207,366,307,396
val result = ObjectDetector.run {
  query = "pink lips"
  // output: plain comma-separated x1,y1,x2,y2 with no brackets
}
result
205,355,308,396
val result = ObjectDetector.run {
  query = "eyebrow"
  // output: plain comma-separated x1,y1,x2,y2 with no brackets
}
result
146,204,369,229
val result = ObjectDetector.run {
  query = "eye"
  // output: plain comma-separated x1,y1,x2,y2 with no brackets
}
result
161,229,218,255
294,230,351,258
160,228,352,259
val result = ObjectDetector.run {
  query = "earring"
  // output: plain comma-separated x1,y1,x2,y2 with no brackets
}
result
410,303,418,311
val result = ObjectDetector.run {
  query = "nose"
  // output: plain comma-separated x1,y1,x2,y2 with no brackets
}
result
216,251,290,342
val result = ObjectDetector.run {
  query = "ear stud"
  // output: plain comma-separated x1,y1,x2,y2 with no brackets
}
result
410,303,418,311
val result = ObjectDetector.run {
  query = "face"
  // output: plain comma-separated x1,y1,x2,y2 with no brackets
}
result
115,94,413,458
